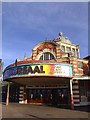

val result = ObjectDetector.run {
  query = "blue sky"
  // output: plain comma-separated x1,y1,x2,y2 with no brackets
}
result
2,2,88,69
0,2,2,59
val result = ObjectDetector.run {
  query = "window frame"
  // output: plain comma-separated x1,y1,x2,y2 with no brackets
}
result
39,52,55,60
66,47,71,53
78,61,83,69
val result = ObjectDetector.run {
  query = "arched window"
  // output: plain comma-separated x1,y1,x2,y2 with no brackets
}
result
39,52,55,60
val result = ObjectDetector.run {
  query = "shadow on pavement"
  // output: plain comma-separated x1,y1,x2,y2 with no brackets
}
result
74,105,90,112
45,104,90,112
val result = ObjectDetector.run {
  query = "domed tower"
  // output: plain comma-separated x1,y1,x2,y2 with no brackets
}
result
53,32,80,60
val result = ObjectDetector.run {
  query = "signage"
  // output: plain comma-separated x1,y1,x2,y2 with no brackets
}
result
3,64,72,80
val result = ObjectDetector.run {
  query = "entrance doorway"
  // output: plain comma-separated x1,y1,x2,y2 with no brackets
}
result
27,87,69,106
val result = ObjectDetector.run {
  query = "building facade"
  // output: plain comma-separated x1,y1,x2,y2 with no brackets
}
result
0,59,2,80
3,33,90,108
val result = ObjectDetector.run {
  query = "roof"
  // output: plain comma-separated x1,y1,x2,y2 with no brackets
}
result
84,55,90,60
33,40,57,50
4,59,71,71
72,75,90,80
0,59,2,63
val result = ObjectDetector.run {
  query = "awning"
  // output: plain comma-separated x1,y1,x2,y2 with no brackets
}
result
72,75,90,80
4,76,70,86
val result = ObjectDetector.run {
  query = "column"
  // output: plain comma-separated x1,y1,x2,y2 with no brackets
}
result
19,86,27,104
19,86,24,104
70,79,74,109
6,82,10,106
72,80,80,106
23,86,27,104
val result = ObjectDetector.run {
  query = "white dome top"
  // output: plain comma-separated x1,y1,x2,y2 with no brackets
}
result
63,38,72,44
58,32,72,44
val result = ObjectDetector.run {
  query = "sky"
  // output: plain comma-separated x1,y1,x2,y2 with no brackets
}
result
2,2,88,69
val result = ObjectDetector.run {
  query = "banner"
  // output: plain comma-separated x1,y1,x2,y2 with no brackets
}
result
3,63,72,79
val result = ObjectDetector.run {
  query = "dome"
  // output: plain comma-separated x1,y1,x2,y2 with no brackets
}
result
63,39,72,44
58,32,72,44
62,36,72,44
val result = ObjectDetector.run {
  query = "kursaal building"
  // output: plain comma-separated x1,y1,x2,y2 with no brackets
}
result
3,33,90,108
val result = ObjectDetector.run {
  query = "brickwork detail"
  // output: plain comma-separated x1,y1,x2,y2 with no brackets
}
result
72,80,80,106
19,86,24,104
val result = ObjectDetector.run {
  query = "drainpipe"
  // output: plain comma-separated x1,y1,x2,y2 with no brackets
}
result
70,79,74,109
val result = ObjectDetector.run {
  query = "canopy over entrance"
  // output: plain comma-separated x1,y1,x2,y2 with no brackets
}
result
3,63,73,86
4,76,71,86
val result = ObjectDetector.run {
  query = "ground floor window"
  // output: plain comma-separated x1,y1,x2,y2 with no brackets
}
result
27,88,69,105
79,80,90,102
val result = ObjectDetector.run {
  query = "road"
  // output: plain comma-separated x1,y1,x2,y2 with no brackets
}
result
1,103,90,119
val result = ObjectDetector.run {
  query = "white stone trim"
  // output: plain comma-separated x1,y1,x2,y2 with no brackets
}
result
19,101,24,104
73,95,79,98
73,99,80,102
73,65,77,68
19,91,23,93
35,50,56,60
73,69,78,72
20,87,24,89
73,80,78,84
19,98,23,100
19,86,24,103
73,91,79,94
72,85,79,89
72,61,77,64
19,94,23,97
74,104,80,106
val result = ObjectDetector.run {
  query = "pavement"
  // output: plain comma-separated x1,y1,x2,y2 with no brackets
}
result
1,103,90,119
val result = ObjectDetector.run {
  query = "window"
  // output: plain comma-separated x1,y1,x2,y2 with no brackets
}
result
44,53,49,60
66,47,71,53
78,61,83,69
39,55,43,60
72,48,75,56
61,45,65,52
50,53,55,59
79,81,86,102
39,52,55,60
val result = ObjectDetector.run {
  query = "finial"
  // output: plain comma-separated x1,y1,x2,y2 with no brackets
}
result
59,32,63,36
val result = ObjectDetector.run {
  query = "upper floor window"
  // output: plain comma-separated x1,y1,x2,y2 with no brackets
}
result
66,47,71,53
61,45,65,52
39,52,55,60
78,61,83,69
72,48,75,57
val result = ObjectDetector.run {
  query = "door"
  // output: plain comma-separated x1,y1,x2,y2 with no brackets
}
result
79,81,88,105
51,88,68,105
27,88,69,105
